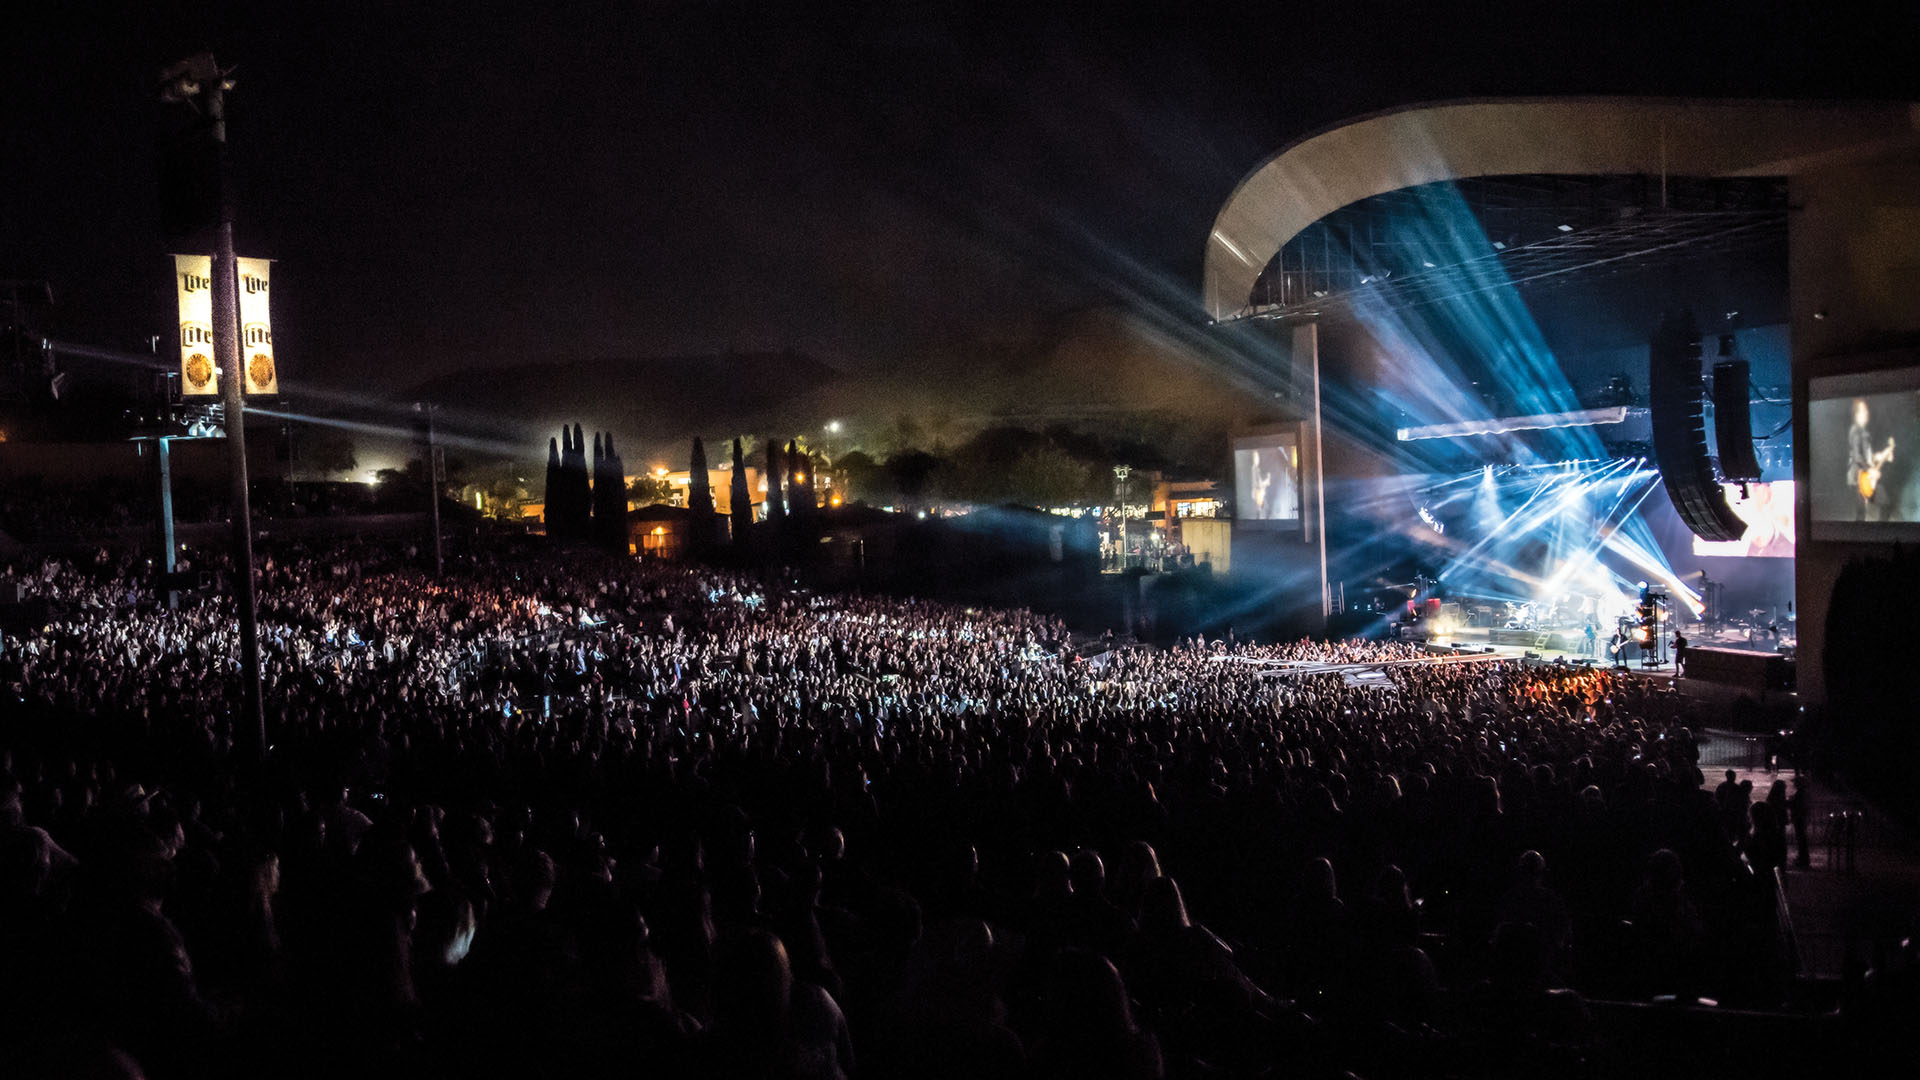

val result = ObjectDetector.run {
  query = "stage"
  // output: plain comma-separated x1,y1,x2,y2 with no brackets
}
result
1410,624,1799,711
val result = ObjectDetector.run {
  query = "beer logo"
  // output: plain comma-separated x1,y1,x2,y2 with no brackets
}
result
248,352,276,390
185,353,215,389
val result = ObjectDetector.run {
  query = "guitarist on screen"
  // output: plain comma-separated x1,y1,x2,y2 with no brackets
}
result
1848,398,1896,521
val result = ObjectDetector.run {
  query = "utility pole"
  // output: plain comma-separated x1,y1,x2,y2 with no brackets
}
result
164,54,266,762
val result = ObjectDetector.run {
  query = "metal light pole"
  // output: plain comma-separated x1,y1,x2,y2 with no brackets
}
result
1113,464,1130,570
416,402,444,577
165,55,266,761
156,436,178,609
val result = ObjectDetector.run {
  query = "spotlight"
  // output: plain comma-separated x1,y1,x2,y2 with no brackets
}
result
1557,224,1574,232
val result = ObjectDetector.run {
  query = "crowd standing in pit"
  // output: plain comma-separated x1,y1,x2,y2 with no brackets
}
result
0,542,1846,1078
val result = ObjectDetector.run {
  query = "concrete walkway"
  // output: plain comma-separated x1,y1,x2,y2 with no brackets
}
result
1698,730,1920,983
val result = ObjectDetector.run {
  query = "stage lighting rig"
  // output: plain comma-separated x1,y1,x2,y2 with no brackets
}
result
1635,584,1668,667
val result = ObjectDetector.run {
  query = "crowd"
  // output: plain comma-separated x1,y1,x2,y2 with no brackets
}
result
0,540,1877,1078
0,478,151,546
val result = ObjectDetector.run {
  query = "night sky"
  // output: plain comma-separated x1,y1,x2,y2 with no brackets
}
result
6,2,1919,400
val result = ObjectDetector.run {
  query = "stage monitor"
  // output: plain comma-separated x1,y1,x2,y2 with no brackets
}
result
1233,429,1301,525
1809,364,1920,541
1692,481,1795,558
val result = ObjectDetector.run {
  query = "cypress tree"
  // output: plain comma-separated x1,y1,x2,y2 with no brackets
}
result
544,435,562,538
787,440,815,520
556,426,575,540
687,437,715,550
599,432,628,551
569,423,590,540
764,438,786,530
730,438,752,548
591,431,607,549
564,426,582,540
591,431,604,534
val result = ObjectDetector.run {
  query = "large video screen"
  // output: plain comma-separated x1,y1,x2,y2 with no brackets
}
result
1810,364,1920,541
1692,481,1795,558
1233,430,1301,524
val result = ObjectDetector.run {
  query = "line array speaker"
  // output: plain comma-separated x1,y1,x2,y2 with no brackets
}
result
1649,312,1746,542
1711,335,1763,483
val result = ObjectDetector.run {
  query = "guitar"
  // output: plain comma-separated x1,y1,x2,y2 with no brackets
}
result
1858,438,1897,500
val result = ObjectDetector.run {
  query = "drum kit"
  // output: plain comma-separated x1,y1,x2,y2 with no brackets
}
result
1741,606,1795,646
1502,601,1537,631
1502,594,1588,631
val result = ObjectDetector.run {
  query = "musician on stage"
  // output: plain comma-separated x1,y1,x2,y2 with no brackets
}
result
1673,630,1688,679
1848,397,1896,521
1582,621,1598,658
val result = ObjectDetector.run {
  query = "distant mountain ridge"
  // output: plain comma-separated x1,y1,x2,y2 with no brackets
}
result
393,350,846,454
363,309,1266,468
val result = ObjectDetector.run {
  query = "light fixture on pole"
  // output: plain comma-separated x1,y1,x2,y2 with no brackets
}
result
160,52,266,763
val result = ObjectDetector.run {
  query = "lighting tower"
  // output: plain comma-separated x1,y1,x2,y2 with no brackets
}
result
1637,584,1666,668
1113,464,1131,568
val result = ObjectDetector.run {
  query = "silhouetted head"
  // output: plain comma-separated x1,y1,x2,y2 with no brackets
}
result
1645,848,1684,892
1303,856,1338,905
1068,849,1106,896
713,930,793,1034
1036,850,1072,900
1139,875,1191,935
1046,949,1139,1041
1517,850,1546,882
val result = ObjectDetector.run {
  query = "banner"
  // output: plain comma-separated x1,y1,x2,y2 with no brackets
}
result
174,254,217,396
236,256,278,395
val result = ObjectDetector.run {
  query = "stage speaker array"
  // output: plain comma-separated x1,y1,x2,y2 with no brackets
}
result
1711,334,1763,483
1648,311,1746,543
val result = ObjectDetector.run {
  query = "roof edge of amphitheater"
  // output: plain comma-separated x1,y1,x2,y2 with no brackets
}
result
1204,96,1920,321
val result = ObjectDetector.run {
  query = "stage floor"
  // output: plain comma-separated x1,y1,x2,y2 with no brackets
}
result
1435,627,1797,706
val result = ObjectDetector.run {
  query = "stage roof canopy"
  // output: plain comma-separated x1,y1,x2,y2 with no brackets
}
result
1204,99,1920,321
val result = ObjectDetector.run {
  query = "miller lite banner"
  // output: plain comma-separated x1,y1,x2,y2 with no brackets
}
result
236,257,278,395
172,254,279,396
174,254,217,396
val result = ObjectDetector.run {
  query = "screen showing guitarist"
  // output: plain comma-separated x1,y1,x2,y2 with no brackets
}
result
1847,398,1897,521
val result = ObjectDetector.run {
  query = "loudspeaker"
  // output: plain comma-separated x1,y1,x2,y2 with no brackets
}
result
1649,312,1746,542
1711,336,1762,483
1685,646,1792,692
